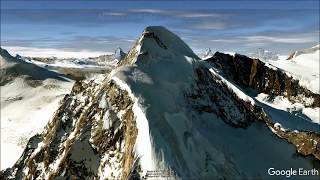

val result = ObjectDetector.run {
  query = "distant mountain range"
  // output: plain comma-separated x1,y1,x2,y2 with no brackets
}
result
287,44,320,60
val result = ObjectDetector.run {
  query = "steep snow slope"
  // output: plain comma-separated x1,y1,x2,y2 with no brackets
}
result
1,27,319,179
0,48,74,169
267,45,319,94
113,26,201,175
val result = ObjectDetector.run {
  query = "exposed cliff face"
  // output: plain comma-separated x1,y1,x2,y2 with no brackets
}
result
187,66,256,129
206,52,320,107
190,65,320,160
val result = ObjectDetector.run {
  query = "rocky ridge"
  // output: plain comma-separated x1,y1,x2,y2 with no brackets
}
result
205,52,320,107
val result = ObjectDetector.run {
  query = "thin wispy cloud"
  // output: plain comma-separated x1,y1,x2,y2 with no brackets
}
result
177,13,222,18
211,33,316,44
128,9,225,19
189,22,226,30
100,12,128,17
242,35,315,43
129,9,170,14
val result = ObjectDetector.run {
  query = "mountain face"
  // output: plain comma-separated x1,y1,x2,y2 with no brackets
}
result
206,52,320,108
1,27,319,179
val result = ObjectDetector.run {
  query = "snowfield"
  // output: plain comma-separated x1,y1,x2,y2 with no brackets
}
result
267,47,319,94
0,48,76,170
0,77,73,170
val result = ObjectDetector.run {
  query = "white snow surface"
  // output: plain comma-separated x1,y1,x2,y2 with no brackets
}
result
267,49,319,93
0,77,73,170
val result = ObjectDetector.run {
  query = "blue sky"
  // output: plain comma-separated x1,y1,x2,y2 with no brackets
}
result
1,0,319,56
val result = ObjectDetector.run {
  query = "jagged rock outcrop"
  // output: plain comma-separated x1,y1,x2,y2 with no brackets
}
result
206,52,320,107
187,66,256,128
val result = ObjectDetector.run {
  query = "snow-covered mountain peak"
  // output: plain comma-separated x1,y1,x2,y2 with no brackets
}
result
141,26,197,57
201,48,214,59
120,26,199,66
114,47,126,61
